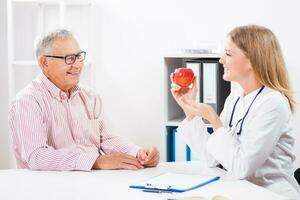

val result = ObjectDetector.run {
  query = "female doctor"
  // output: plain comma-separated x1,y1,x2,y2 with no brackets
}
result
171,25,300,200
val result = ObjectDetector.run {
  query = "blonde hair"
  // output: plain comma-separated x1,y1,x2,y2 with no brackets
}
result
228,25,296,112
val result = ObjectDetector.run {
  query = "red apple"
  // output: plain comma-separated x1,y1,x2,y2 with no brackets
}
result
173,68,194,87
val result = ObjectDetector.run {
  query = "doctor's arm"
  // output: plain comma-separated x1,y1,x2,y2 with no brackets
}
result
206,96,289,179
176,93,233,167
170,74,232,166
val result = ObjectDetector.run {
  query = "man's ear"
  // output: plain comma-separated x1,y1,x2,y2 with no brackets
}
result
39,56,48,72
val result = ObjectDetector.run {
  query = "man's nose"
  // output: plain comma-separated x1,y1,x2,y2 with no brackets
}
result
72,58,83,69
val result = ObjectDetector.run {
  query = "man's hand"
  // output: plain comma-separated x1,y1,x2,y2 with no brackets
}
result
137,147,160,167
93,153,144,170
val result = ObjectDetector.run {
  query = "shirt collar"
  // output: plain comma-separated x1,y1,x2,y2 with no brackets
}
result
38,72,80,101
240,87,263,105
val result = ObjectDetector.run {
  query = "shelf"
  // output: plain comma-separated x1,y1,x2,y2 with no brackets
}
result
8,0,96,97
10,0,93,6
165,117,213,130
164,53,222,59
165,117,185,127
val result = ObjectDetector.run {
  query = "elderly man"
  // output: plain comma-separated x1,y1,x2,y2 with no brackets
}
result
9,29,159,171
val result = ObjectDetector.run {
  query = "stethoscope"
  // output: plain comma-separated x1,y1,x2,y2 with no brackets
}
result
228,86,265,135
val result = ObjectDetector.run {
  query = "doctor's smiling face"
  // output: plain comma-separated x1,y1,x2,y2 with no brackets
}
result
219,39,253,84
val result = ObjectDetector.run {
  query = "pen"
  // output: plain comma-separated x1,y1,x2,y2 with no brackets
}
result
146,183,172,190
142,189,173,194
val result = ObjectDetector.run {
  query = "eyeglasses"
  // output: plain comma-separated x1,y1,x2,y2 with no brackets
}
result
44,51,86,65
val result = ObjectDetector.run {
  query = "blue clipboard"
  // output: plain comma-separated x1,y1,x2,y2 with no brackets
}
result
129,172,220,193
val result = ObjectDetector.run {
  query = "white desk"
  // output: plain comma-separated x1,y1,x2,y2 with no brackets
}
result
0,161,288,200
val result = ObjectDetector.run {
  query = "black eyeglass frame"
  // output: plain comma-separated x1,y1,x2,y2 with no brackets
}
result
44,51,86,65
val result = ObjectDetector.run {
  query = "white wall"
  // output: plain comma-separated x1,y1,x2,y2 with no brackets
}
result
0,0,12,168
93,0,300,167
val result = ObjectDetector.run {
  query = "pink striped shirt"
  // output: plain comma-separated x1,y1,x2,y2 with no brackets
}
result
9,73,140,171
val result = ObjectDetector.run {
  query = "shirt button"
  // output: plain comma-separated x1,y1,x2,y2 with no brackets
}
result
60,92,67,100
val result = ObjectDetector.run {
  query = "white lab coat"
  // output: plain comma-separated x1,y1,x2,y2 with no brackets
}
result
177,86,300,200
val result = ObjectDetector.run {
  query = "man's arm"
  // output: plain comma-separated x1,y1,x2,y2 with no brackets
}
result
88,94,159,169
9,95,98,171
96,118,159,169
94,113,145,169
92,153,144,170
90,95,141,157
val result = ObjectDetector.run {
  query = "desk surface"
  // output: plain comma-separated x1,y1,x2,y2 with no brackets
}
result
0,161,287,200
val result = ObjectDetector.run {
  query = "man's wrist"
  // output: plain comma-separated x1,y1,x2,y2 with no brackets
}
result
136,149,143,158
92,156,103,169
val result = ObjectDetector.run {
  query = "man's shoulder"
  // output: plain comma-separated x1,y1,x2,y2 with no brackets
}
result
78,84,104,117
12,78,46,105
78,84,101,99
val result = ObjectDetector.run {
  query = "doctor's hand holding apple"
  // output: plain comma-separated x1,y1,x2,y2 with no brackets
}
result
170,68,197,120
170,68,222,129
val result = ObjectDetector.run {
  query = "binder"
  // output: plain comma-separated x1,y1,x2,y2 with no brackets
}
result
167,127,196,162
202,63,217,106
185,59,230,117
167,127,176,162
200,59,231,116
175,128,189,161
186,62,201,102
129,172,220,193
186,145,191,161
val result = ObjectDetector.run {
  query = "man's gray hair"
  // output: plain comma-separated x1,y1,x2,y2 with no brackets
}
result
35,29,74,59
